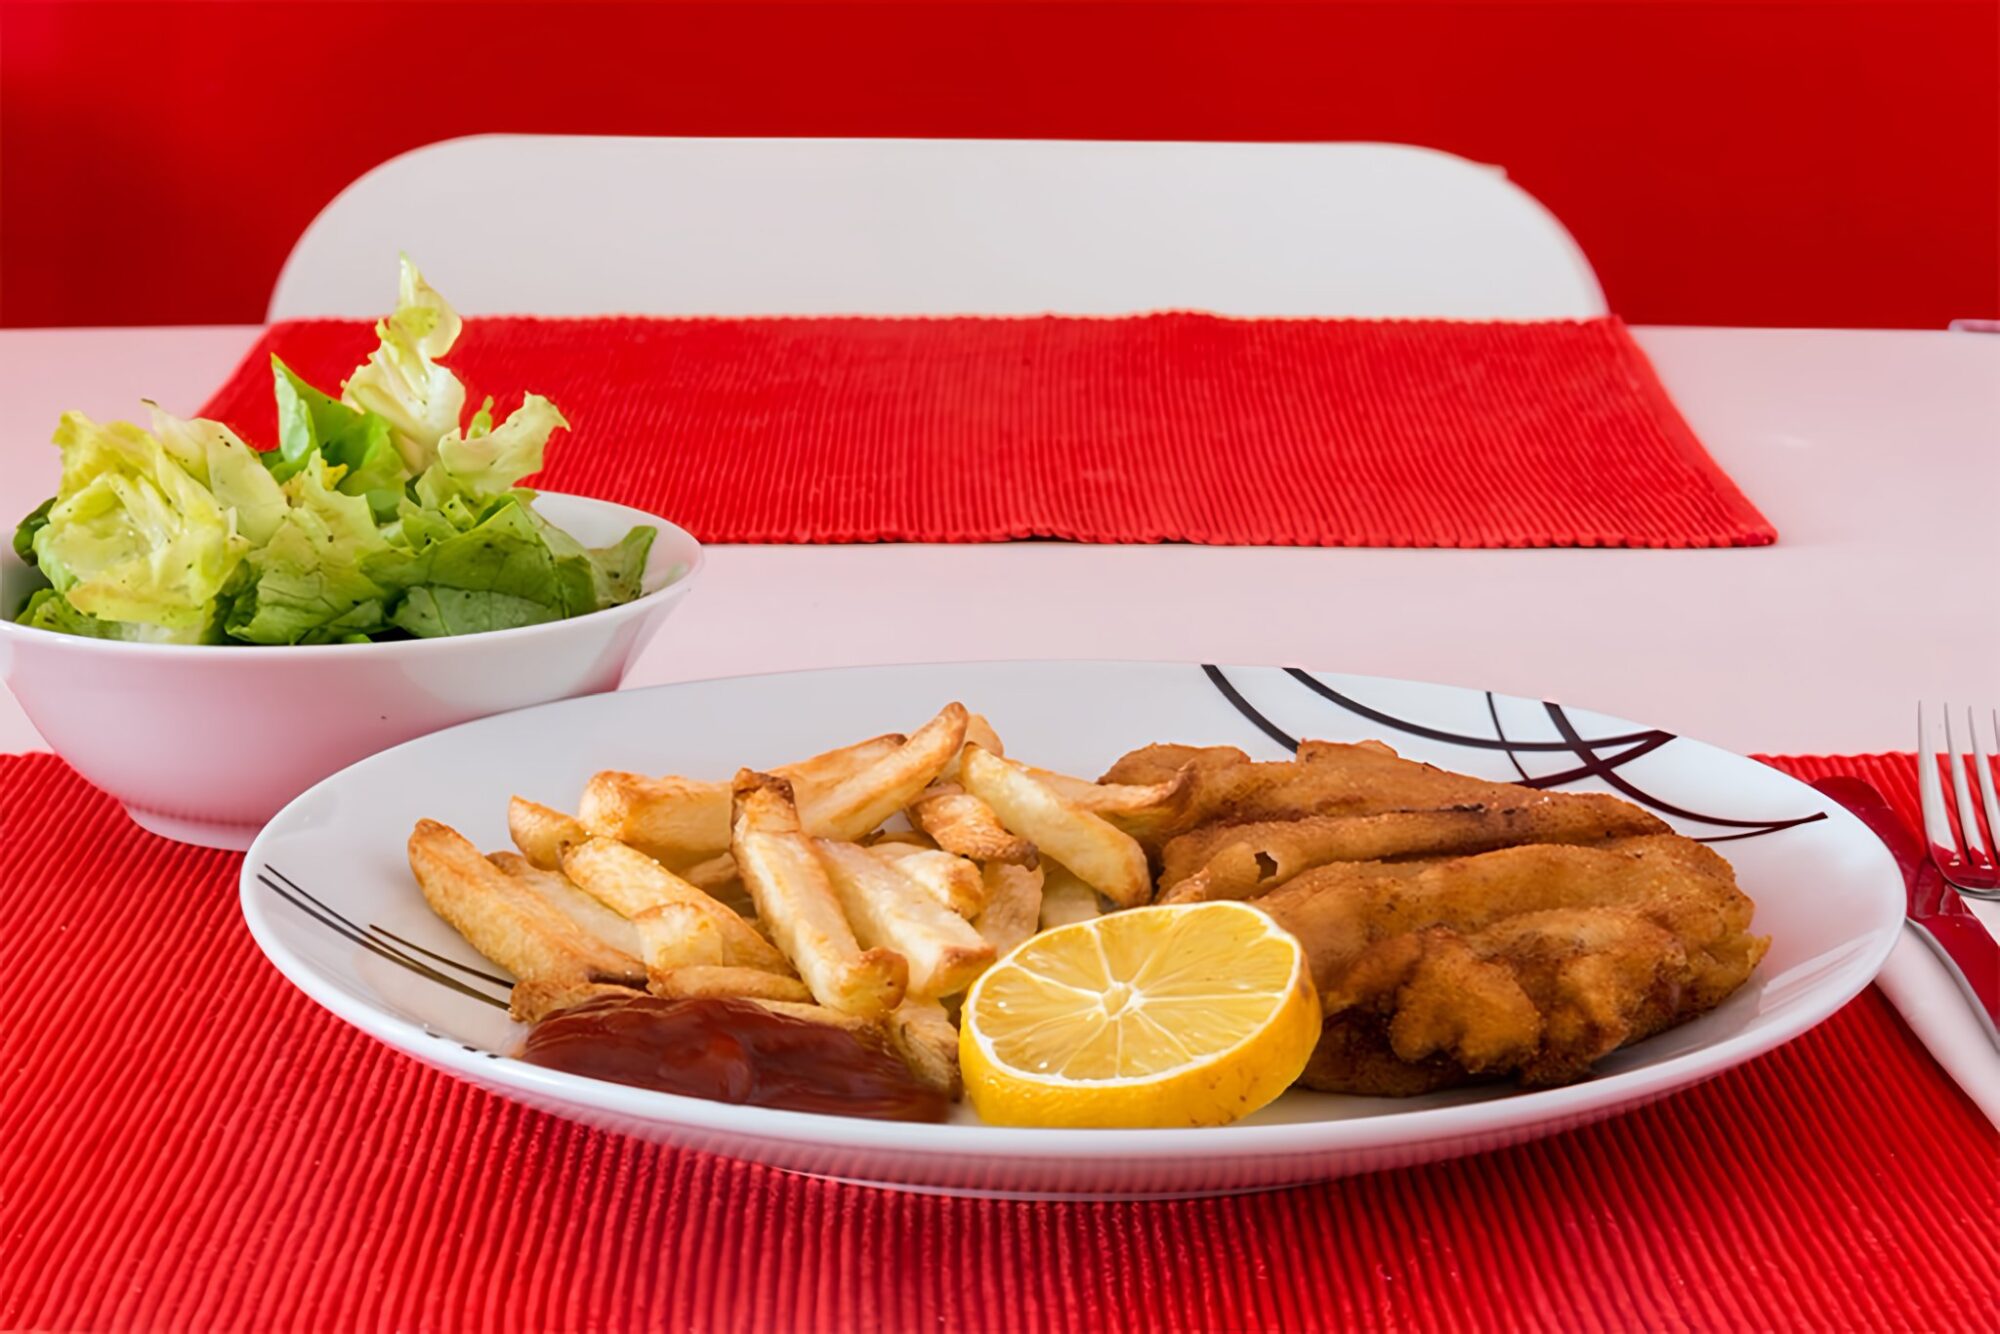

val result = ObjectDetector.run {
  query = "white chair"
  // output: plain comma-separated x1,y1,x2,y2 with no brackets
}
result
270,135,1605,321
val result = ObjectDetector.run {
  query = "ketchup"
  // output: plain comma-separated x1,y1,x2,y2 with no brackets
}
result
520,994,949,1123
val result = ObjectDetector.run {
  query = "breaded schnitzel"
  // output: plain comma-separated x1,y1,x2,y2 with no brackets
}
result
1096,739,1767,1095
1156,797,1669,903
1258,837,1768,1093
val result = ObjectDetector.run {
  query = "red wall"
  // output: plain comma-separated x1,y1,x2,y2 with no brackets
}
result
3,1,1995,330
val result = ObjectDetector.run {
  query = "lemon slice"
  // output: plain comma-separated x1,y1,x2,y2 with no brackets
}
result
959,901,1321,1128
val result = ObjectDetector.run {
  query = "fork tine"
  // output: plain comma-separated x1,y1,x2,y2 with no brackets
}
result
1945,705,1992,866
1918,704,1960,867
1973,708,2000,864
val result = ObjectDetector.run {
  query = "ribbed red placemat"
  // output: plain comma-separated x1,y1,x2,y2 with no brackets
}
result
3,753,1992,1332
195,315,1774,549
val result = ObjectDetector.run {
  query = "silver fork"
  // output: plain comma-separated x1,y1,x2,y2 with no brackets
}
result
1918,704,2000,899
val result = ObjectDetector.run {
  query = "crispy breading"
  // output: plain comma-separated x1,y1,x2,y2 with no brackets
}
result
1158,796,1669,902
1308,910,1697,1092
1260,836,1767,1094
1103,739,1618,853
1098,742,1255,786
1260,836,1760,998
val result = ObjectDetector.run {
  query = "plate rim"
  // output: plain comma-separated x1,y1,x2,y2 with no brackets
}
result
240,658,1905,1163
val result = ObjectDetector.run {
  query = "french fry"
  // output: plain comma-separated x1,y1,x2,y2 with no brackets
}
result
868,844,987,917
974,862,1045,956
489,851,645,959
1038,862,1104,930
509,980,649,1024
866,829,936,849
749,999,883,1037
800,703,969,841
648,965,815,1003
676,851,755,917
561,836,793,975
815,840,994,998
779,732,907,791
960,746,1151,907
1014,764,1191,842
630,900,729,970
579,772,729,864
508,797,589,870
573,733,913,865
408,820,646,993
732,771,908,1017
964,714,1003,758
939,713,1004,782
679,851,739,889
908,783,1038,866
521,985,885,1039
887,998,963,1098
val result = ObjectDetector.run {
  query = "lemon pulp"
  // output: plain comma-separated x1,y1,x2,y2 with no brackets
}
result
960,901,1321,1128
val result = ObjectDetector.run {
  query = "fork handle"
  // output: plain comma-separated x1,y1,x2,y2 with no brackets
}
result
1909,915,2000,1051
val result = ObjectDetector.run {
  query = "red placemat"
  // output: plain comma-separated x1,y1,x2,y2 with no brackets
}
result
195,315,1774,549
3,753,1993,1332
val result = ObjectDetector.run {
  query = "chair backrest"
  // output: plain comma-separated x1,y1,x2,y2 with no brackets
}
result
270,136,1606,321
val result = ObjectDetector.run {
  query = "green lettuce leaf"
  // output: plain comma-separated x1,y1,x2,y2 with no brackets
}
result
226,457,393,645
385,487,487,551
415,394,567,508
33,411,250,632
527,506,656,605
146,405,288,546
362,498,600,638
16,587,128,638
13,497,53,566
271,357,406,520
14,585,227,644
306,598,393,644
12,258,648,646
339,256,467,474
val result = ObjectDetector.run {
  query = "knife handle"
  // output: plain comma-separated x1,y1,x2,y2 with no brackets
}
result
1909,915,2000,1049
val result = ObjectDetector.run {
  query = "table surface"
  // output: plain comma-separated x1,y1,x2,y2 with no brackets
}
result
3,323,1994,758
4,320,1995,1146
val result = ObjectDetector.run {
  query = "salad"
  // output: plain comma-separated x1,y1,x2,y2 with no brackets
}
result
8,259,656,646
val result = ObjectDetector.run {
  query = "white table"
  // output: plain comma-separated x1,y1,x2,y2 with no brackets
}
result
6,322,1996,1111
3,324,1993,757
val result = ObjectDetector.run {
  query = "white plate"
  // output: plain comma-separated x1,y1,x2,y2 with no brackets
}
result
241,661,1902,1199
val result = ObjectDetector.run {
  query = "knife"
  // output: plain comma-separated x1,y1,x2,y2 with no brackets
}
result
1814,776,1999,1049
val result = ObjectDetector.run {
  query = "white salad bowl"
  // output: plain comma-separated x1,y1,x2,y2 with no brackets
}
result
0,492,702,849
